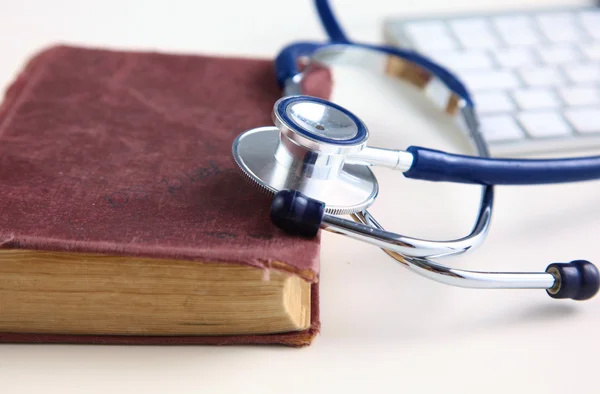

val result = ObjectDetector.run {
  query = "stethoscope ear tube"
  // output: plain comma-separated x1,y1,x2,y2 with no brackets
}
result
270,190,600,300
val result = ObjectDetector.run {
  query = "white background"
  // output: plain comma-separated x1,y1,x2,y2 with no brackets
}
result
1,1,599,393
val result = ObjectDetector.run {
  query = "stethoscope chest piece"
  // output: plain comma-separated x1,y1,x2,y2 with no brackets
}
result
232,96,378,214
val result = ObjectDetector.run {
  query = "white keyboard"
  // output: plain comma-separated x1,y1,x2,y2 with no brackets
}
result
384,7,600,156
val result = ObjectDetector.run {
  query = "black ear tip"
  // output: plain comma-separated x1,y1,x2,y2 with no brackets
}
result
546,260,600,301
270,190,325,237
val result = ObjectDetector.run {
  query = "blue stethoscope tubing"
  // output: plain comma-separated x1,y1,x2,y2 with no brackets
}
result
275,0,600,186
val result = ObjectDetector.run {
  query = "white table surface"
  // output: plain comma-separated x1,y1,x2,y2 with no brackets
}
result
1,1,598,393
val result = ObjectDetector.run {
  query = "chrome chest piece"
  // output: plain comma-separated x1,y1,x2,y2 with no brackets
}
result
232,96,378,215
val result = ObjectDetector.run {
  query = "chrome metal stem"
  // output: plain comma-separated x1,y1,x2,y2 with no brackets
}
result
283,73,304,96
349,211,556,290
321,213,487,258
320,182,493,259
346,147,414,171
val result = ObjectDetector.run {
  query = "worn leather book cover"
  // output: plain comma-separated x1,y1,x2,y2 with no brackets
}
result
0,45,324,346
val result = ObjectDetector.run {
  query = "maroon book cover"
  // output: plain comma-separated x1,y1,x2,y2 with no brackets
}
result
0,45,327,347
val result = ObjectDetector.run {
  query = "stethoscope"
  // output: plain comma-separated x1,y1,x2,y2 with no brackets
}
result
232,0,600,301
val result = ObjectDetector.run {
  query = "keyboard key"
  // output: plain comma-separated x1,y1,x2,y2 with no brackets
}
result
493,15,541,46
558,87,600,106
519,67,565,87
537,45,580,64
579,43,600,61
518,111,572,138
404,21,458,51
580,11,600,40
474,92,515,114
479,115,526,142
563,64,600,83
430,50,493,71
564,107,600,134
494,47,537,68
449,18,500,49
384,10,600,154
536,12,582,42
459,70,520,91
512,89,561,110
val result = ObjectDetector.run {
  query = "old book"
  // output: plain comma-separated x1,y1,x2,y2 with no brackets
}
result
0,45,322,347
